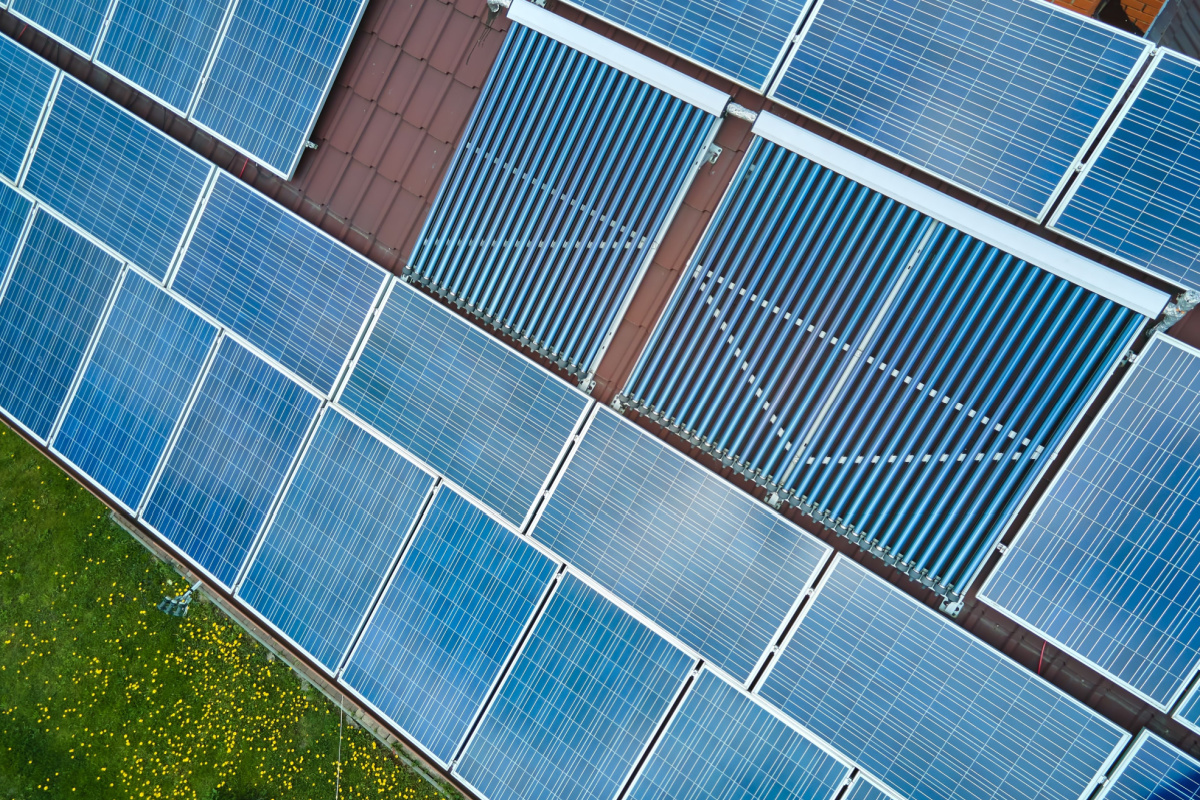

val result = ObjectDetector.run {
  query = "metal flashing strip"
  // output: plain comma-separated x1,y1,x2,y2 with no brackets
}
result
505,0,730,117
752,112,1170,319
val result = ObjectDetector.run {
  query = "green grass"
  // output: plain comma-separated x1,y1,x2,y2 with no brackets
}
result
0,420,445,800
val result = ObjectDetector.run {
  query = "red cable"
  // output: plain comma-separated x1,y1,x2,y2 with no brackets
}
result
1037,641,1047,675
238,158,249,179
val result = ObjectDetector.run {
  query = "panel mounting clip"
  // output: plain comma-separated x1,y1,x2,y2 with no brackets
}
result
304,140,319,150
704,143,723,165
939,597,965,618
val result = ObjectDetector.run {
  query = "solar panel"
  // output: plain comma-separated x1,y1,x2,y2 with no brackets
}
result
24,77,212,281
172,173,385,394
95,0,231,114
52,271,217,513
0,36,56,181
8,0,112,55
338,284,590,529
141,338,320,587
626,667,851,800
0,211,122,442
190,0,366,177
238,407,435,671
0,183,34,277
456,573,695,800
1051,50,1200,289
340,486,558,766
769,0,1151,219
531,405,831,683
1179,681,1200,733
979,334,1200,709
1094,732,1200,800
844,777,897,800
758,557,1129,800
557,0,807,89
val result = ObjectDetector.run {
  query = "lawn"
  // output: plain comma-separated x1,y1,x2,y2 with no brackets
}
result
0,420,447,800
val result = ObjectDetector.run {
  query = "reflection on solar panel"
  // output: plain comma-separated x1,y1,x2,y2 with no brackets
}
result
190,0,366,176
844,778,895,800
1179,682,1200,733
979,335,1200,709
759,557,1128,800
25,78,211,281
142,338,320,587
0,211,122,442
769,0,1149,219
409,21,719,376
341,487,557,766
559,0,806,89
53,271,217,512
627,668,850,800
8,0,111,54
238,408,434,671
1051,50,1200,289
0,183,33,276
172,174,385,393
1095,732,1200,800
532,405,830,682
0,36,56,181
624,119,1152,597
96,0,231,113
456,573,694,800
339,285,589,528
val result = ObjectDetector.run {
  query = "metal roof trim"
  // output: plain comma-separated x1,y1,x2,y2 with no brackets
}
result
506,0,730,117
753,111,1171,319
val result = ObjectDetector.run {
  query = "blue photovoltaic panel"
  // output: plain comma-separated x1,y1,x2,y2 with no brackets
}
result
53,271,217,511
96,0,230,113
562,0,806,89
190,0,365,176
0,36,55,181
25,78,211,281
1097,732,1200,800
456,573,694,800
1052,51,1200,288
239,408,434,671
0,183,33,274
627,668,850,800
8,0,110,54
340,286,589,528
759,558,1128,800
770,0,1149,218
341,487,557,765
1180,682,1200,732
142,338,319,587
532,406,830,682
173,174,384,393
0,211,121,441
980,335,1200,708
844,779,894,800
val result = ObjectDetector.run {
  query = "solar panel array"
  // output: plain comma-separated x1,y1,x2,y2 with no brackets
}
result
341,487,558,766
141,338,321,587
769,0,1150,219
623,125,1151,597
24,77,212,281
0,210,122,442
980,335,1200,709
172,173,386,393
1051,50,1200,289
408,22,720,377
53,270,217,512
0,35,55,181
759,557,1130,800
8,0,363,177
627,668,851,800
339,285,591,529
0,183,33,275
238,408,435,671
456,573,695,800
558,0,806,89
1095,732,1200,800
532,405,832,683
